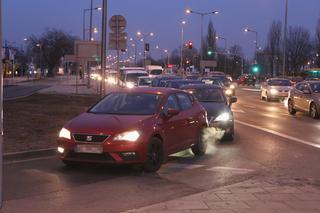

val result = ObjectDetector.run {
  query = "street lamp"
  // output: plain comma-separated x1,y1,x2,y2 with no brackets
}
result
186,9,219,73
216,36,227,73
180,21,186,69
282,0,288,77
244,27,259,62
83,6,102,40
36,43,42,76
136,31,155,66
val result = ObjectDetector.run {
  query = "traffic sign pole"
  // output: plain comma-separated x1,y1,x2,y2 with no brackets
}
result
0,0,3,208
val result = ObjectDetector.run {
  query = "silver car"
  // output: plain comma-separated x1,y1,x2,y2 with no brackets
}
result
261,78,292,101
288,81,320,119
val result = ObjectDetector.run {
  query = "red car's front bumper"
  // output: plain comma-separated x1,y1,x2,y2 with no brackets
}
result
57,139,148,164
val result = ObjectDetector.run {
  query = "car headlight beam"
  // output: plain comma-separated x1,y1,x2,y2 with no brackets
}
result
59,128,71,140
114,130,140,142
214,112,232,122
269,88,278,95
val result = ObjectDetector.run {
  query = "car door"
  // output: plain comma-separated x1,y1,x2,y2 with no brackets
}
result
176,92,198,148
160,94,185,154
293,83,305,110
301,84,312,112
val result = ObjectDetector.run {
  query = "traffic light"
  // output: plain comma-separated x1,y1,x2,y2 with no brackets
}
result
207,50,213,56
251,64,261,73
187,41,193,49
145,43,150,52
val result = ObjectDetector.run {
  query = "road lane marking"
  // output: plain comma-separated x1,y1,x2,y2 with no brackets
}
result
235,120,320,149
241,88,261,92
164,163,205,170
242,105,257,109
4,156,56,165
232,109,245,113
206,166,254,174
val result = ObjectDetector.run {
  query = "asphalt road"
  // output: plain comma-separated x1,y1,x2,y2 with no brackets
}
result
3,87,320,212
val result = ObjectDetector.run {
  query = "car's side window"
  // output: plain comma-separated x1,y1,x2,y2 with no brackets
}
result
176,93,193,110
163,95,180,114
296,83,304,91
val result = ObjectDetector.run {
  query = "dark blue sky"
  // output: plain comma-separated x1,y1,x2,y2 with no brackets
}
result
3,0,320,58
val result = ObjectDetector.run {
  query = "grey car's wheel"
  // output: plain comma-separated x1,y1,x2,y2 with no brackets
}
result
143,138,164,172
191,129,207,156
288,99,296,115
310,103,319,119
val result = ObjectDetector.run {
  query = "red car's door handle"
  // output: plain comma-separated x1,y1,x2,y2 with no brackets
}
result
186,118,195,126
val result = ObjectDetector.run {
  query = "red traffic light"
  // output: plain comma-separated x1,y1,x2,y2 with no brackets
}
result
187,41,193,49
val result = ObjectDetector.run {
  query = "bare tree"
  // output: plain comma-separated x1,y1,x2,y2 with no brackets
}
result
286,26,312,75
315,19,320,67
203,20,217,60
228,45,244,77
266,21,282,76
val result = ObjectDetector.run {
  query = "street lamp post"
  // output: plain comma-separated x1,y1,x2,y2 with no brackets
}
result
100,0,107,97
283,0,288,77
186,9,219,73
0,0,3,208
36,43,42,76
180,21,186,69
216,36,227,74
136,31,154,67
83,6,102,40
244,27,259,63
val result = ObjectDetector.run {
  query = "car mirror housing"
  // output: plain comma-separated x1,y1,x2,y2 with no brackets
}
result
167,108,179,117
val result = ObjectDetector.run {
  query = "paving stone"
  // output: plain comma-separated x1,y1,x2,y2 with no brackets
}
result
245,200,291,210
255,193,298,201
191,210,235,213
294,193,320,201
204,201,250,210
285,200,320,210
181,191,221,201
148,210,191,213
263,186,303,194
165,200,209,210
217,193,258,201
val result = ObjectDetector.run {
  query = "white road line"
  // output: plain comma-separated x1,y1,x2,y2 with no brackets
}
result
242,105,257,109
164,163,205,170
235,120,320,149
206,166,254,174
232,109,246,113
4,156,56,165
241,88,261,92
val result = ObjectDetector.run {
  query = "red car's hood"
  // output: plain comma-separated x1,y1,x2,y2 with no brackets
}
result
65,112,154,135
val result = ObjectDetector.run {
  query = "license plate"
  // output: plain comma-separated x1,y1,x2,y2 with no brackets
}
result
75,145,103,154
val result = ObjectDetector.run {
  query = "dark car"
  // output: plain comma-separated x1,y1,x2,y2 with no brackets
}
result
200,77,236,96
151,76,182,87
165,79,204,89
181,84,237,140
57,88,208,172
288,81,320,119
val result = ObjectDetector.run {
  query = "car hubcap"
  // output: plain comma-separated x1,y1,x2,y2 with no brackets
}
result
148,144,160,166
311,105,317,118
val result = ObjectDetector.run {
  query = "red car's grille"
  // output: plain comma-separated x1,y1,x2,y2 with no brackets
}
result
73,134,109,143
67,151,115,162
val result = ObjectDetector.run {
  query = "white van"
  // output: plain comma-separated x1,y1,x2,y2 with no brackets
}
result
145,65,164,77
119,69,148,88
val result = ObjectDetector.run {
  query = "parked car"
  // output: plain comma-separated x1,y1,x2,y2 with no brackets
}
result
288,81,320,119
261,78,292,101
57,88,208,172
181,84,237,140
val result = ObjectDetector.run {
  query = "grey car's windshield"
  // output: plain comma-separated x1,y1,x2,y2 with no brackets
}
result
126,73,148,83
89,93,162,115
138,78,152,86
150,70,162,75
189,88,225,102
310,83,320,93
268,80,291,86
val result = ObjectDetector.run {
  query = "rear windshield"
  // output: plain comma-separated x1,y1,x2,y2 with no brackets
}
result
126,73,148,83
150,70,163,75
268,80,291,86
189,88,225,102
310,83,320,93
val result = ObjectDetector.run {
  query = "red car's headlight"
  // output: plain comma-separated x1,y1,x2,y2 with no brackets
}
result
114,130,140,142
59,128,71,140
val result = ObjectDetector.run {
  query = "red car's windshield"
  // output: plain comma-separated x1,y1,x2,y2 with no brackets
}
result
89,93,162,115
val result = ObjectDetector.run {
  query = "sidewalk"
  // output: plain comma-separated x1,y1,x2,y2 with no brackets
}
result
124,178,320,213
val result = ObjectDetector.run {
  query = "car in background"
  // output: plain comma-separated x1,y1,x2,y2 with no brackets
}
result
185,74,199,80
119,70,148,88
151,76,182,87
164,79,204,89
200,77,235,96
286,76,303,86
145,65,164,77
137,76,153,87
181,84,237,140
288,81,320,119
261,78,292,101
57,88,208,172
237,74,256,86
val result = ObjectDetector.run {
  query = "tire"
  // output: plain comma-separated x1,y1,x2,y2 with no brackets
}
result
310,103,319,119
191,128,207,156
261,92,265,100
143,137,164,172
223,125,234,142
288,99,296,115
265,93,270,102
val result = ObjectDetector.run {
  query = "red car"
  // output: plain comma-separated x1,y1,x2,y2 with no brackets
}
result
57,88,208,172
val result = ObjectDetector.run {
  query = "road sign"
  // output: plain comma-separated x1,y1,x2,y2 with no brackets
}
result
109,15,126,33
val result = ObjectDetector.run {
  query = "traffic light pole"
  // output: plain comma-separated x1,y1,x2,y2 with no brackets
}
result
282,0,288,77
100,0,107,97
0,0,3,208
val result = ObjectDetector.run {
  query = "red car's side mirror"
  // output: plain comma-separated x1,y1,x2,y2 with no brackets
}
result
167,108,179,117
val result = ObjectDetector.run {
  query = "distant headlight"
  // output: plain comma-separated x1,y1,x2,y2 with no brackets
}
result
230,84,235,89
114,130,140,142
126,82,135,89
269,88,278,95
225,89,232,96
213,112,232,122
59,128,71,140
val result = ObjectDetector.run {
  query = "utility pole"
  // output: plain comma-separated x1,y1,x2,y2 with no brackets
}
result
100,0,107,97
89,0,93,41
282,0,288,77
0,0,3,208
